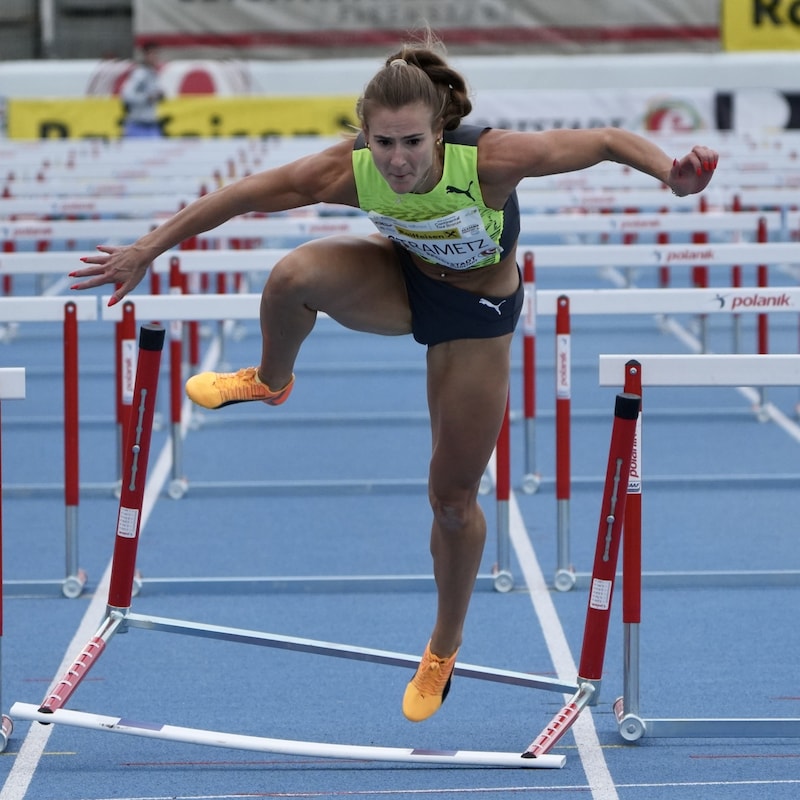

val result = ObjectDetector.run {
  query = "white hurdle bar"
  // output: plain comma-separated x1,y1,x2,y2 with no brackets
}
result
0,367,25,751
0,295,97,322
0,216,794,300
132,240,800,276
8,703,566,769
0,195,194,219
599,354,800,743
0,369,25,400
516,184,800,213
2,209,791,244
600,353,800,386
536,286,800,317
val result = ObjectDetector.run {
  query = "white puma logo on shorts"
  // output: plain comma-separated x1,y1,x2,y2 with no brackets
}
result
478,298,507,315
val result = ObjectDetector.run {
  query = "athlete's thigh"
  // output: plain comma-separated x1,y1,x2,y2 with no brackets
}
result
426,335,513,493
271,234,412,335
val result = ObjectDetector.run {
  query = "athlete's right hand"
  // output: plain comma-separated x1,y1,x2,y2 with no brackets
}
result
69,244,154,306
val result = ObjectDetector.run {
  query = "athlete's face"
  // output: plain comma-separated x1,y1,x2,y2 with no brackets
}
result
364,103,443,195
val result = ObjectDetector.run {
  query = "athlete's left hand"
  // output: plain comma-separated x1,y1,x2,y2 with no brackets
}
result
668,146,719,196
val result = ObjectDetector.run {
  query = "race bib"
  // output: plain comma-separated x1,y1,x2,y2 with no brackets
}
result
368,206,501,270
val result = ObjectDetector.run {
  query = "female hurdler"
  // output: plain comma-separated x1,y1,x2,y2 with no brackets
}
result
71,38,718,723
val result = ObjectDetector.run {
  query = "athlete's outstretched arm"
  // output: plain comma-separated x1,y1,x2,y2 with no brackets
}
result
70,139,357,304
479,127,718,202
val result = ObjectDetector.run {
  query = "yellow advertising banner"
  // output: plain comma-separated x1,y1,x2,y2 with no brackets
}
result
8,96,360,140
8,98,125,139
159,96,359,138
722,0,800,51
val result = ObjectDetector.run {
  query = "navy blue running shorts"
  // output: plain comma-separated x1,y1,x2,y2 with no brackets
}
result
394,244,524,347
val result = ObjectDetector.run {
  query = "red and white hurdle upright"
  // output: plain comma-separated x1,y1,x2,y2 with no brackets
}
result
523,391,640,757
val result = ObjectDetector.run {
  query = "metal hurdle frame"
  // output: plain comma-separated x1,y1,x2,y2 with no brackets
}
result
10,324,574,769
600,354,800,742
0,367,26,752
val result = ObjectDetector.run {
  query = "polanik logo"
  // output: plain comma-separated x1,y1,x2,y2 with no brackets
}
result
714,292,793,311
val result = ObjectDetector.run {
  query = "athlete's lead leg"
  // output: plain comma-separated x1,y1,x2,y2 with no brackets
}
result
403,334,513,722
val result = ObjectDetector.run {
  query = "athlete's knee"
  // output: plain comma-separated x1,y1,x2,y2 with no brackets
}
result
263,250,315,300
429,488,480,533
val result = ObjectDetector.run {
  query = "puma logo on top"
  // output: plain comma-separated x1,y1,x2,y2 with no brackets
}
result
445,181,476,202
479,298,507,315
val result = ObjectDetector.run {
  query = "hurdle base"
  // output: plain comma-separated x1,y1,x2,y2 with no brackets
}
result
613,696,800,740
2,579,80,598
0,715,12,753
570,569,800,591
9,703,566,769
2,573,502,599
577,677,601,706
522,682,596,758
616,713,800,741
61,569,88,599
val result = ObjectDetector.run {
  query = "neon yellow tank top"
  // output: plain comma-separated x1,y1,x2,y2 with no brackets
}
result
352,125,519,271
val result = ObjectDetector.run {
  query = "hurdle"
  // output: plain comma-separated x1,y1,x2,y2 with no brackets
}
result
0,297,98,598
0,194,195,220
534,285,800,590
136,239,800,308
101,293,515,593
598,354,800,741
10,324,572,768
516,231,799,511
3,208,789,248
0,367,25,752
105,236,800,591
516,184,800,216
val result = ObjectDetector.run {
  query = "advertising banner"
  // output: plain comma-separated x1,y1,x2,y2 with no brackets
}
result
159,96,359,138
468,90,715,133
5,53,800,139
13,88,800,140
8,98,124,140
134,0,720,57
722,0,800,50
8,96,359,140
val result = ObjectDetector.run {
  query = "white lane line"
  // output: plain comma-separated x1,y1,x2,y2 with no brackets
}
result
42,777,800,800
504,485,619,800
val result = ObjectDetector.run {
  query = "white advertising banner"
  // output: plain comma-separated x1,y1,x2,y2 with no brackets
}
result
467,89,716,134
134,0,720,57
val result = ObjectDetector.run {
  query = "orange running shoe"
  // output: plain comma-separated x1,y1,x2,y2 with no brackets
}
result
402,641,458,722
185,367,294,409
